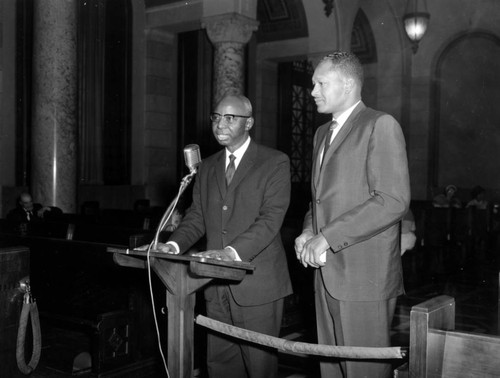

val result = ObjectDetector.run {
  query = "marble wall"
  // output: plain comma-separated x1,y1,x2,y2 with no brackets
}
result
31,0,77,213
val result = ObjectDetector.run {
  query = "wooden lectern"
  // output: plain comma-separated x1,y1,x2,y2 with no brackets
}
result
108,247,255,378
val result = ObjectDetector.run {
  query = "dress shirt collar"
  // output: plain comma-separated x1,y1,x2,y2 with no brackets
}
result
226,136,251,169
322,100,361,157
334,100,361,128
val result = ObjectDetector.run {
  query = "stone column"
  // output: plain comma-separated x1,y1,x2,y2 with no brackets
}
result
31,0,78,212
202,13,259,105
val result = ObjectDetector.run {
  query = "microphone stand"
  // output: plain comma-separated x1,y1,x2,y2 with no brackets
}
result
151,169,197,251
143,162,198,378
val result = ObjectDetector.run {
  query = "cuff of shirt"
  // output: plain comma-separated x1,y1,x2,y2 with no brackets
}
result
166,241,180,254
225,246,241,261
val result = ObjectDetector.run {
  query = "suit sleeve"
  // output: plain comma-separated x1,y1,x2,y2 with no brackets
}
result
302,203,313,233
321,115,410,251
229,155,291,261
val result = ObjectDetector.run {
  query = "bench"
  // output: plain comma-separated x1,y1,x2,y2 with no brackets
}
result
395,295,500,377
0,231,160,376
0,216,157,248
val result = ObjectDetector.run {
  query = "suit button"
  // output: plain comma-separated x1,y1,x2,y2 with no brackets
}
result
222,230,227,235
338,245,342,249
316,199,320,204
222,205,228,211
344,242,348,246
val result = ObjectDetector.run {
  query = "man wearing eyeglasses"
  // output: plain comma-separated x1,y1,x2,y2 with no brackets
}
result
157,94,292,378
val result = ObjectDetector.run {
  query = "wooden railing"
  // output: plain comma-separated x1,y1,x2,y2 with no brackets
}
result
395,295,500,377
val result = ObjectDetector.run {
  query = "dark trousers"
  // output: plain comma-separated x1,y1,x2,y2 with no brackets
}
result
315,272,397,378
205,285,284,378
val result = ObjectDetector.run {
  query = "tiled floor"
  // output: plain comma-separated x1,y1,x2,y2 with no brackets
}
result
30,240,499,378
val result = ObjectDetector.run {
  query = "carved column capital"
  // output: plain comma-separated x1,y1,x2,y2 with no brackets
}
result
202,13,259,45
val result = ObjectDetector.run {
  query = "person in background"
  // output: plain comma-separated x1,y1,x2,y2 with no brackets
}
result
491,202,500,251
152,94,292,378
401,209,417,255
6,192,53,233
164,208,184,232
433,184,462,208
294,51,410,378
466,185,490,255
466,185,488,209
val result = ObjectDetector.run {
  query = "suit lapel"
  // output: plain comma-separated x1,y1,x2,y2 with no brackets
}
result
315,103,366,190
214,150,227,198
227,141,257,192
321,102,366,167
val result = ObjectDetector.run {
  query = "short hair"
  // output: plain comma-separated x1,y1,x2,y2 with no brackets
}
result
217,94,253,116
319,51,364,87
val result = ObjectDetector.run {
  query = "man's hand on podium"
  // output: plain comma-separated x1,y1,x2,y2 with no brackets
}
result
192,247,237,261
135,242,179,254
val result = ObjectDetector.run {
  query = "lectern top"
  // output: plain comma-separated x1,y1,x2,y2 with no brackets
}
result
107,246,255,271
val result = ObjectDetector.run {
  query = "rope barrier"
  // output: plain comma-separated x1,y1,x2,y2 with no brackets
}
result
195,315,407,360
16,284,42,374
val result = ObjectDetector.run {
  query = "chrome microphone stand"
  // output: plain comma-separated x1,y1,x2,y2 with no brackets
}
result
151,169,197,251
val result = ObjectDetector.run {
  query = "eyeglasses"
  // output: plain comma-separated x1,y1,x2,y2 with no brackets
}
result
210,113,251,124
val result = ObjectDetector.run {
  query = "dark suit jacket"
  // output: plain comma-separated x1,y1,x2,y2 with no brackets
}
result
170,140,293,306
303,102,410,301
7,204,43,224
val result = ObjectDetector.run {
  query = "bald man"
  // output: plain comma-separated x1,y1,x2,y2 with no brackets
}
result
156,95,292,378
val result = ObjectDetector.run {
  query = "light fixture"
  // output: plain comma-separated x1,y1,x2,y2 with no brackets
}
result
403,0,430,53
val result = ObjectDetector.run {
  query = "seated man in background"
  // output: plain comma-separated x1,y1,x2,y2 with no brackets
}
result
6,192,53,233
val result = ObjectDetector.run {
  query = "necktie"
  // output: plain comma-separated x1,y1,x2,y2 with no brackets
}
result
323,120,338,157
226,154,236,186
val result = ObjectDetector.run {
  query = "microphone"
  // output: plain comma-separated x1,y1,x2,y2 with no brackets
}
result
150,144,200,250
184,144,201,173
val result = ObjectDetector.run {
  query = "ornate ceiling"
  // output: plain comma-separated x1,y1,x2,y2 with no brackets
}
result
144,0,309,43
255,0,308,43
143,0,376,61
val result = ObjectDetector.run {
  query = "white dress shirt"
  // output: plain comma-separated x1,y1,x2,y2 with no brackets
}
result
165,137,252,259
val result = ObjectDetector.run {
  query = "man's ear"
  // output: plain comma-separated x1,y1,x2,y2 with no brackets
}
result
344,78,355,93
245,117,254,131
